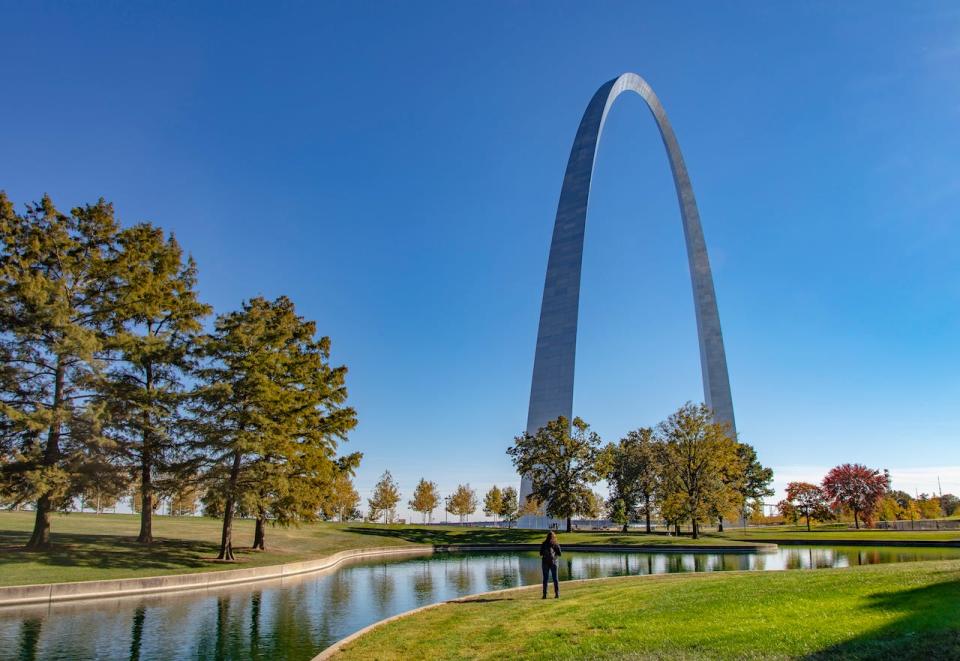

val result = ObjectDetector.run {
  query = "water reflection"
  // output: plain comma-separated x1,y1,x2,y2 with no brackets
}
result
1,545,958,661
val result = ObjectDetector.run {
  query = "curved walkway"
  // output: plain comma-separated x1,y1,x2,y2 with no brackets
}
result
0,541,775,608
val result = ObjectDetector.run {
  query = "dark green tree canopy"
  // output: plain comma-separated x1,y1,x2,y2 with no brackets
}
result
507,415,602,532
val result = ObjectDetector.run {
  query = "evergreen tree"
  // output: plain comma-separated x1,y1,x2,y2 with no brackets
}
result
507,416,602,532
0,194,120,548
408,478,439,523
101,223,210,543
190,296,356,559
368,470,401,524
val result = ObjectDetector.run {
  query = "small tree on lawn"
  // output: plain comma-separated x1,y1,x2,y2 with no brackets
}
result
483,485,503,523
499,486,519,528
408,478,439,523
448,483,477,524
784,482,831,531
822,463,888,529
368,470,401,524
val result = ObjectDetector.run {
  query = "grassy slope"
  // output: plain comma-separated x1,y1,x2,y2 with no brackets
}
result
724,525,960,542
0,512,749,587
335,560,960,660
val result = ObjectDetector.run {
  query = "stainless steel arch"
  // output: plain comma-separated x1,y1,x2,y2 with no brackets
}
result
519,73,736,518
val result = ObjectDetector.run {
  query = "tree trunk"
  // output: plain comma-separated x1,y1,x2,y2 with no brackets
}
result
217,450,243,561
644,494,652,533
622,522,629,533
26,358,65,551
252,513,266,551
806,512,811,531
137,450,154,543
853,508,860,529
566,516,571,533
138,362,155,543
718,517,724,533
692,520,699,539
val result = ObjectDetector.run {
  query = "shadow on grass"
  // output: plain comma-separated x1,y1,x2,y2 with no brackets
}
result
0,529,224,574
806,575,960,659
344,526,694,547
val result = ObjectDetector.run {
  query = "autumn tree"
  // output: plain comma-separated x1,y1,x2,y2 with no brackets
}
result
821,463,888,529
0,194,121,549
190,296,357,559
327,470,361,522
724,444,774,531
483,485,503,523
783,482,830,531
577,490,604,520
447,483,477,524
499,486,519,528
169,479,200,516
507,416,602,532
368,470,401,524
101,223,210,543
408,478,439,523
655,403,740,539
600,427,660,533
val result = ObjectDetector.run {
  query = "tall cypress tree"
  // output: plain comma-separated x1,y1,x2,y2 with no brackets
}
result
192,296,357,560
0,193,119,549
102,223,210,543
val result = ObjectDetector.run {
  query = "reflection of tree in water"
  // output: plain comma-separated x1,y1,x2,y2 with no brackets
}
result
371,564,397,614
128,606,146,661
17,617,42,661
249,592,261,660
313,570,353,650
483,554,519,591
579,556,604,580
719,554,748,572
259,583,318,660
517,554,542,586
412,561,435,604
666,554,688,574
443,555,473,595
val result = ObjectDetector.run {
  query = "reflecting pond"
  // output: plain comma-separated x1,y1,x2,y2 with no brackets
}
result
3,545,959,661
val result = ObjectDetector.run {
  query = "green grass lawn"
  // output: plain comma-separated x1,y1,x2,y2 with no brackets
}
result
334,560,960,660
723,524,960,542
0,512,751,587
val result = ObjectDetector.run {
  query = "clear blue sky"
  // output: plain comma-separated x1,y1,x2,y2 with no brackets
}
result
2,2,959,517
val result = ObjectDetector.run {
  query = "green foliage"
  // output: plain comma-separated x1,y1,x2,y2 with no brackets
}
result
447,483,477,523
408,478,439,523
482,485,503,521
507,416,602,531
190,296,357,558
498,486,519,527
655,402,742,539
100,222,211,542
368,470,401,524
600,427,659,532
0,193,121,548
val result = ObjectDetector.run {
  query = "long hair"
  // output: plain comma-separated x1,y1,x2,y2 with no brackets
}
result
545,531,557,544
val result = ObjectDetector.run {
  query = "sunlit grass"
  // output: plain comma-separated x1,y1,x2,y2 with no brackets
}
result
335,560,960,660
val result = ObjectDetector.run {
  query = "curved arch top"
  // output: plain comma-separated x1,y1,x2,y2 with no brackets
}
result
520,73,736,511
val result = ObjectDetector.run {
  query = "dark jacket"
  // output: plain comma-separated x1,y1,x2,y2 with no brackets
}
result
539,540,562,565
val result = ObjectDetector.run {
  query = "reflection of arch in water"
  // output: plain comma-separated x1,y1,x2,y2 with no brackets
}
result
520,73,737,523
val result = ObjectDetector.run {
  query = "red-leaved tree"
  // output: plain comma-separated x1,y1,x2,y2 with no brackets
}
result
821,464,889,529
784,482,831,531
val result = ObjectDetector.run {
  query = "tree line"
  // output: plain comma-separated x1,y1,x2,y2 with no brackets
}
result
779,465,958,530
507,402,774,537
0,194,360,559
362,471,534,526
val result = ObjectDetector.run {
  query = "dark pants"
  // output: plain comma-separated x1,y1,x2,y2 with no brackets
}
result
542,562,559,597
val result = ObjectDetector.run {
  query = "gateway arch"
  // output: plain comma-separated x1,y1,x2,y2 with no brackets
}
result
519,73,736,523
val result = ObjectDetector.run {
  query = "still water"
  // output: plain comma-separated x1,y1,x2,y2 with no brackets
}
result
3,545,958,661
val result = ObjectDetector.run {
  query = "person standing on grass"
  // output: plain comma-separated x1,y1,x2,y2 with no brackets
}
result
540,530,562,599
